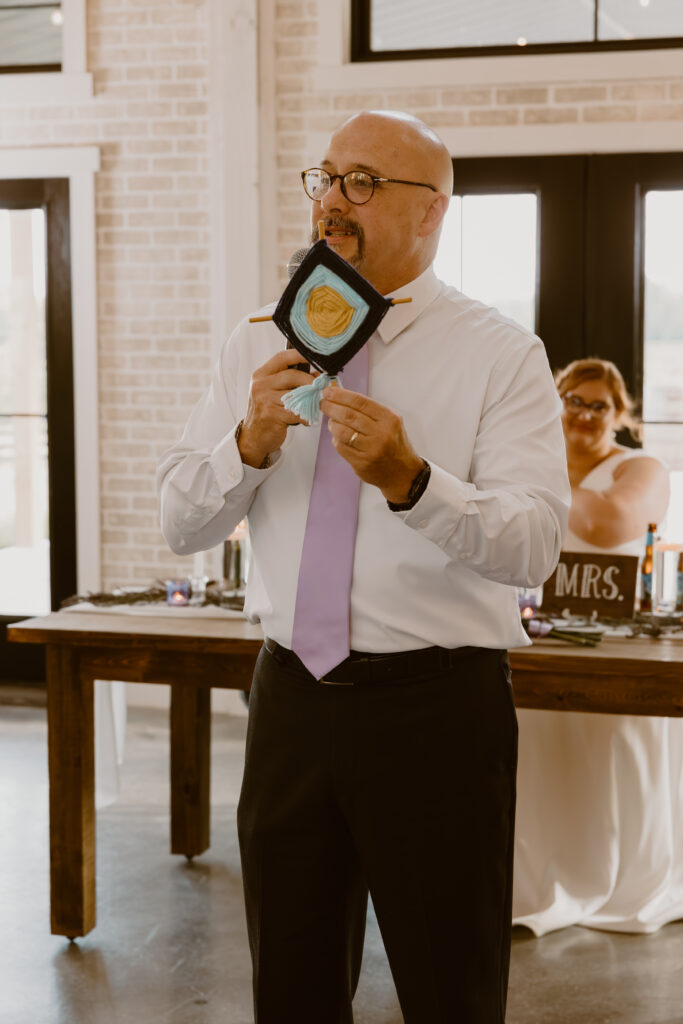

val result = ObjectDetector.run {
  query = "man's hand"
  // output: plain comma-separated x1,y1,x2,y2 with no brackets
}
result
237,349,316,468
319,386,424,504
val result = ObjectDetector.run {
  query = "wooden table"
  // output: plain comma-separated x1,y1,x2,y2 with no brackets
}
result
8,610,683,938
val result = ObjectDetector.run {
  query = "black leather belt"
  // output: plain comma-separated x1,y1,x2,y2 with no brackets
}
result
264,636,495,685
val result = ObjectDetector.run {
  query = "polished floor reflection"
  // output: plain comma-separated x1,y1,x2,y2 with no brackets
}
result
2,697,683,1024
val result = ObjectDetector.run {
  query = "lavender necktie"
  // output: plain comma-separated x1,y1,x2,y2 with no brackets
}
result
291,345,369,679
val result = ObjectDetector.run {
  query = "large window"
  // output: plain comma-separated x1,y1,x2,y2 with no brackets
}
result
434,193,538,333
641,189,683,540
437,153,683,541
642,190,683,426
0,207,50,616
0,2,62,73
0,178,75,681
353,0,683,60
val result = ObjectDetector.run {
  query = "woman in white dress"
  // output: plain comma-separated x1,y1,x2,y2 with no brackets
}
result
512,358,682,936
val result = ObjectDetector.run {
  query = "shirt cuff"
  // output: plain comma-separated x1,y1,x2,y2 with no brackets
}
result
210,423,280,496
397,461,475,548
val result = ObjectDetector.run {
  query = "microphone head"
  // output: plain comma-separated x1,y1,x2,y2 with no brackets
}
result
286,246,310,279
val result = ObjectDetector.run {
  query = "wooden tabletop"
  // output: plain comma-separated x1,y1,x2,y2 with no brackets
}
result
8,610,265,653
8,610,683,660
9,610,683,716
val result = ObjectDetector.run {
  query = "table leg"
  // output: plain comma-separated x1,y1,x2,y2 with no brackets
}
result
46,645,96,938
170,684,211,857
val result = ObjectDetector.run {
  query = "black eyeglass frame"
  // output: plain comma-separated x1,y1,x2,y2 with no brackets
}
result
301,167,439,205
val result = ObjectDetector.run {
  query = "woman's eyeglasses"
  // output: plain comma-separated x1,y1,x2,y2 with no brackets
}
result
562,393,612,419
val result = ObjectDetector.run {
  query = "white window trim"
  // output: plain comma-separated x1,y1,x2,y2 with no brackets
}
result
301,119,683,166
207,0,261,358
0,145,101,592
0,0,92,104
316,2,683,90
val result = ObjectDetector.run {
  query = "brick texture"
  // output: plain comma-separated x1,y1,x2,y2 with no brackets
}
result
269,5,683,286
0,0,210,588
1,0,682,589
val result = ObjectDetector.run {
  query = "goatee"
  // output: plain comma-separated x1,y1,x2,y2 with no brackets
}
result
312,217,364,269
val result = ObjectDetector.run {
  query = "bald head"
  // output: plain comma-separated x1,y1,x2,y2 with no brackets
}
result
333,110,454,196
313,109,452,292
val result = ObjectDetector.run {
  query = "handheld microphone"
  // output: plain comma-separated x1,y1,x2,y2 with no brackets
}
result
286,246,310,279
285,246,311,371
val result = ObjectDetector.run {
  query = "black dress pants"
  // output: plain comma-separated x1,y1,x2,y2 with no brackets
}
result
237,642,518,1024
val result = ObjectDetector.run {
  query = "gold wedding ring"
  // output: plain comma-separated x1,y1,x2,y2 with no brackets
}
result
348,430,359,448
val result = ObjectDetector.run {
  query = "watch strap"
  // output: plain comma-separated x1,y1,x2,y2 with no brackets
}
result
387,459,431,511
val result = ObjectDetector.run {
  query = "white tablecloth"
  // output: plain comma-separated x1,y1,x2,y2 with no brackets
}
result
513,708,683,934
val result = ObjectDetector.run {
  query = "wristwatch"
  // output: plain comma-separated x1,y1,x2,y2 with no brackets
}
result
235,419,271,470
387,459,431,511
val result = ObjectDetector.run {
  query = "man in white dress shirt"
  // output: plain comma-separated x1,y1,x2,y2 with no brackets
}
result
158,111,569,1023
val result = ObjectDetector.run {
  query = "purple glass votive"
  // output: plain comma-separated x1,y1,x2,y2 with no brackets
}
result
517,588,538,619
166,579,190,606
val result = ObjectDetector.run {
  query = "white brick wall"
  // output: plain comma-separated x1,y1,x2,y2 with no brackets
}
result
1,0,211,590
1,0,682,592
270,2,683,288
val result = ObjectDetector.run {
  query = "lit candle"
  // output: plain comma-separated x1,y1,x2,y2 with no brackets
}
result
166,579,190,606
517,588,538,618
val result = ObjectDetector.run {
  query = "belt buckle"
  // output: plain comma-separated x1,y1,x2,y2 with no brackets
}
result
319,677,354,686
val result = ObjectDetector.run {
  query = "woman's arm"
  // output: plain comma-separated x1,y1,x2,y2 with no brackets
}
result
569,456,670,548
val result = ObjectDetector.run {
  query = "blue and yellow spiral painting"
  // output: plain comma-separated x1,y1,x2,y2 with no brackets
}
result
272,239,392,376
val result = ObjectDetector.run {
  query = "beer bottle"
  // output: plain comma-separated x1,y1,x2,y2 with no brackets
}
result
640,523,658,613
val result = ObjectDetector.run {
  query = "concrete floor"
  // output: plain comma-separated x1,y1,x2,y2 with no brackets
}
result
2,696,683,1024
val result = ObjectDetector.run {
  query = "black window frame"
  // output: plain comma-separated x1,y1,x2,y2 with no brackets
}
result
0,178,76,681
351,0,683,62
449,152,683,417
0,2,62,75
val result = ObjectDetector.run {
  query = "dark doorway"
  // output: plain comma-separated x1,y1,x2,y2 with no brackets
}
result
0,178,76,682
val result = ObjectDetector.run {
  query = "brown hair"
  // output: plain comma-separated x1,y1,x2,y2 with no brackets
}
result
554,357,641,440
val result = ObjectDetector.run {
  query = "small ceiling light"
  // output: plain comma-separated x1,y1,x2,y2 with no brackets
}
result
51,9,63,26
516,36,528,46
640,0,650,6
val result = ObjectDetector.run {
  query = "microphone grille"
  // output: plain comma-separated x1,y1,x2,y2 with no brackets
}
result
286,246,310,278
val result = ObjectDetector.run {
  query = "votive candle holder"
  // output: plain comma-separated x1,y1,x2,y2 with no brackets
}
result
166,579,190,606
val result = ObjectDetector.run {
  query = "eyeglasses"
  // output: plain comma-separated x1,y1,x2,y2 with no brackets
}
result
562,393,613,418
301,167,439,206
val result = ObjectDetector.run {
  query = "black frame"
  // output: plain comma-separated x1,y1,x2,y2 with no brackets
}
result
351,0,683,62
0,178,76,681
450,152,683,407
585,153,683,409
0,64,60,73
273,239,393,375
450,156,585,377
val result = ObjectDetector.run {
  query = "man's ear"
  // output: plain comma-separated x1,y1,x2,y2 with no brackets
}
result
418,192,450,239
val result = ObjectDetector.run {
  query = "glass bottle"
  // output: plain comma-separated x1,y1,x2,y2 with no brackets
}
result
640,522,658,613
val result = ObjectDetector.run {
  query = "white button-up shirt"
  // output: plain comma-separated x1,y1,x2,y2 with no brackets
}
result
158,266,570,652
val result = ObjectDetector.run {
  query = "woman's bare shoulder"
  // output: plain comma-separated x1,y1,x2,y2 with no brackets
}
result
611,448,667,478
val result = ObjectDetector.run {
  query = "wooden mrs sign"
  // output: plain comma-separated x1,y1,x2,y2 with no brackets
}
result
542,552,639,619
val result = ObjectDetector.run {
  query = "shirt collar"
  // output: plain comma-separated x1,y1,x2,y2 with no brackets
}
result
377,266,442,344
